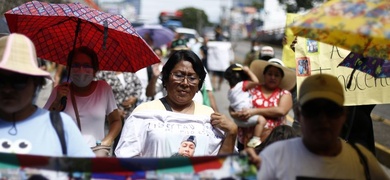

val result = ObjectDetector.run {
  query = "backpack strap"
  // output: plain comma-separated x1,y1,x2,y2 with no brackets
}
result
50,111,67,155
350,143,370,180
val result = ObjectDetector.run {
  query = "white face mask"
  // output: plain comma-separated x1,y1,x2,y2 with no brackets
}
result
70,68,94,87
253,46,260,51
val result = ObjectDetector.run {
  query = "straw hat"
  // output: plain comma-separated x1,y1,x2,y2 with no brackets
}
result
249,58,296,90
0,33,51,79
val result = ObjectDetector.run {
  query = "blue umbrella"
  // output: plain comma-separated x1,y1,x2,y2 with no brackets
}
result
135,24,175,48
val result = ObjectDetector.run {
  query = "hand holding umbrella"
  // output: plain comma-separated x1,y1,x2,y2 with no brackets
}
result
50,83,70,111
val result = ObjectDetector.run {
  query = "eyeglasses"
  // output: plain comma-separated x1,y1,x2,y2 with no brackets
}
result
170,72,200,85
300,100,344,119
71,63,93,69
0,74,31,90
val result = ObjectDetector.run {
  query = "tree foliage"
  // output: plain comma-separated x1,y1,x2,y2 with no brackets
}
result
179,7,211,33
251,1,264,10
1,0,69,16
277,0,323,13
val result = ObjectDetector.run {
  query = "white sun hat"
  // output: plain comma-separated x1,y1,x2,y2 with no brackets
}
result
0,33,51,79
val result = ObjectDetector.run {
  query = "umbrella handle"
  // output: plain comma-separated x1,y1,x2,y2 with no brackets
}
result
60,96,67,111
103,20,108,49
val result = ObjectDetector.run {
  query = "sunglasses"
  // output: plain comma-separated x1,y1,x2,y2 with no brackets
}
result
0,74,31,90
300,100,344,119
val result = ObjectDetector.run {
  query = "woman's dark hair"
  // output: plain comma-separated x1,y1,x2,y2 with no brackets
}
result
161,50,206,90
33,76,46,88
254,125,298,154
263,65,284,78
67,46,99,72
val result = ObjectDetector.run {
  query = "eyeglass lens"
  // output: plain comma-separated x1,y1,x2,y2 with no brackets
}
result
171,72,199,84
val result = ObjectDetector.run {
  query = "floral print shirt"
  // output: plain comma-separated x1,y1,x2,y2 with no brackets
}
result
96,71,142,118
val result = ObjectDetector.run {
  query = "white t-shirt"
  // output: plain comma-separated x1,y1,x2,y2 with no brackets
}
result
258,138,388,180
193,72,213,104
0,108,94,157
135,67,149,103
44,80,118,147
228,81,252,111
207,41,234,72
115,99,225,158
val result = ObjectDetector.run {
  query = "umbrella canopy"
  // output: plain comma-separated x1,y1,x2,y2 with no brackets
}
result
135,24,175,48
4,1,159,72
289,0,390,60
339,52,390,78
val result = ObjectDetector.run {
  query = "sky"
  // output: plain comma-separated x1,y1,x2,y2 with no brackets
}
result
262,0,286,31
139,0,233,24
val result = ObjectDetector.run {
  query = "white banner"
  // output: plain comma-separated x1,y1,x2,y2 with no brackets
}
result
207,41,234,72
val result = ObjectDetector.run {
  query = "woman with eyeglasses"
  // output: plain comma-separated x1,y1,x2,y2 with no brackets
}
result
115,50,237,158
44,46,122,156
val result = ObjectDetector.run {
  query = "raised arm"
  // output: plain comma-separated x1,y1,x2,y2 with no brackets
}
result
242,66,260,90
145,64,161,98
243,66,259,83
102,109,122,146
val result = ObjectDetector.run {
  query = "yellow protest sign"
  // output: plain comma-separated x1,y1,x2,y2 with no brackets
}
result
282,13,300,69
295,38,390,105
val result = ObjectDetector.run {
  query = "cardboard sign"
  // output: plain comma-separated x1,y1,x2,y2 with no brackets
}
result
282,13,300,69
294,38,390,105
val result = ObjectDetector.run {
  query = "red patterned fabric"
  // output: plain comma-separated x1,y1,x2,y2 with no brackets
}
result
4,1,159,72
249,86,289,129
238,84,290,144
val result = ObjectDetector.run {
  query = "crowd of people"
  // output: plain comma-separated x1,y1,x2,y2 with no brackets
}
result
0,25,388,179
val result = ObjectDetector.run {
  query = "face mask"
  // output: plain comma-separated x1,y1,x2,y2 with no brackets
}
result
253,46,260,51
70,68,94,87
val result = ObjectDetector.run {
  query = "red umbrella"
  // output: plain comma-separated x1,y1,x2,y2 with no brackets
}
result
4,1,159,72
